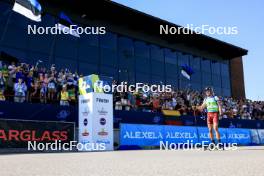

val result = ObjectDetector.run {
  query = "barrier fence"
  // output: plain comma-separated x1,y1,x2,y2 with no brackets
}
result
120,123,264,147
0,119,75,148
1,102,264,129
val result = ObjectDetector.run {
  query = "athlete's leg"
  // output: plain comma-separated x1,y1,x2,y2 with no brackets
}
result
213,112,220,143
213,123,220,143
207,113,214,143
207,123,214,142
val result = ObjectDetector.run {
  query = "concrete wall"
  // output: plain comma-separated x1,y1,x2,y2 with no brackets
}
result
230,57,246,99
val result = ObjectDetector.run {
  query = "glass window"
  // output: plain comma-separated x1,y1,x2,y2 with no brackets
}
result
100,48,117,67
119,54,134,71
212,74,221,87
28,34,54,54
118,36,134,56
221,62,230,77
177,53,189,66
151,60,164,76
191,83,202,92
222,88,231,97
78,45,99,64
190,56,201,71
136,57,150,74
166,77,178,88
100,66,117,80
100,32,117,49
55,57,77,72
201,59,211,72
118,70,135,84
165,63,177,78
134,41,149,58
136,72,150,84
27,52,50,66
2,25,28,50
211,61,221,75
55,35,77,59
164,49,177,64
151,75,165,85
179,80,191,90
79,32,99,47
202,72,212,86
0,2,11,33
150,45,164,62
9,10,29,29
191,71,202,84
79,62,98,75
222,76,231,89
214,87,221,96
1,47,27,63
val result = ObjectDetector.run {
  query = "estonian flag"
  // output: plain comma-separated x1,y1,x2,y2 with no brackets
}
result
12,0,42,22
181,64,194,80
57,12,80,38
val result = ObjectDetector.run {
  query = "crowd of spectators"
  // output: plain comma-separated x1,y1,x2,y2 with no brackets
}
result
0,62,78,106
0,61,264,120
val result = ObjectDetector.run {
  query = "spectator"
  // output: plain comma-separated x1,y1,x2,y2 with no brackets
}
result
59,84,69,106
14,78,27,103
0,71,6,101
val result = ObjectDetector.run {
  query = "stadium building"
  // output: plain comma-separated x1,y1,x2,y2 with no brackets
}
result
0,0,248,98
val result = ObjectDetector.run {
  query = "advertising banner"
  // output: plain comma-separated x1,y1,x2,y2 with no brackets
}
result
78,74,113,151
257,129,264,144
120,124,164,146
0,119,75,148
250,129,260,144
120,124,198,146
226,128,251,145
163,125,198,144
197,127,227,144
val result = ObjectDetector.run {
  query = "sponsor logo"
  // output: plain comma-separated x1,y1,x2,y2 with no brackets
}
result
96,98,109,103
98,107,108,115
100,118,106,125
81,99,90,104
83,118,88,126
82,129,89,136
82,108,90,117
0,130,68,141
56,110,70,119
98,129,108,136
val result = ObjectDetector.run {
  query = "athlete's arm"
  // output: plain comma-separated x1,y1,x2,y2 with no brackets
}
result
217,100,223,116
197,101,206,112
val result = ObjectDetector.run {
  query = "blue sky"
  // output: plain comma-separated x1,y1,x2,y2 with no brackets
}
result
113,0,264,100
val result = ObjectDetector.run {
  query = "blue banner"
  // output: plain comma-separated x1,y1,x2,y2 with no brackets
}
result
257,129,264,144
120,124,164,146
197,127,227,144
120,124,259,146
226,128,251,145
120,124,198,146
250,129,260,144
163,126,198,144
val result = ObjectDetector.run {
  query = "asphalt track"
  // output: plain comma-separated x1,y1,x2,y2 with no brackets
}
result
1,146,264,176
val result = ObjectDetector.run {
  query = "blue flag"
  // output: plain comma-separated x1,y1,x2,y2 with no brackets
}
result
181,64,194,80
58,12,80,38
12,0,42,22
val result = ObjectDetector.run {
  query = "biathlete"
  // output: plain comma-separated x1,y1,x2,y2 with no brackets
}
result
198,87,223,149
